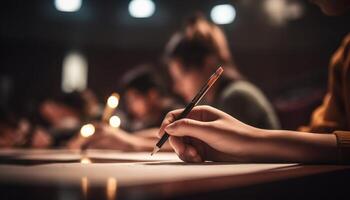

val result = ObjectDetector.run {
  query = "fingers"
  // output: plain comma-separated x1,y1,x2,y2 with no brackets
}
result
158,105,223,138
81,133,105,150
158,108,184,138
169,136,185,155
169,136,203,163
165,118,211,141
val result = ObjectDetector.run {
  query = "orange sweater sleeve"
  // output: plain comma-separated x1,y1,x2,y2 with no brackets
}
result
300,34,350,133
334,131,350,164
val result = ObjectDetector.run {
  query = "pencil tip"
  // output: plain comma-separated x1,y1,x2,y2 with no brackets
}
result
151,146,160,156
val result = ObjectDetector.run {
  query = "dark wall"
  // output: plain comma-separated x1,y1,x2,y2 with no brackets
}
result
1,0,349,129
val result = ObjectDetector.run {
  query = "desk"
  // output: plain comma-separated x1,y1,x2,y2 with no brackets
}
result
0,149,349,200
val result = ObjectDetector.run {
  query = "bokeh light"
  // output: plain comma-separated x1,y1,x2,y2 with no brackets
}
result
128,0,155,18
109,116,121,128
55,0,82,12
80,123,95,138
107,94,119,108
210,4,236,25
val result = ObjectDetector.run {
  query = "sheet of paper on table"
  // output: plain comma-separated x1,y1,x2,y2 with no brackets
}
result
0,149,298,187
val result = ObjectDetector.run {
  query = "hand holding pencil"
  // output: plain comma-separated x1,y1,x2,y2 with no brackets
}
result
152,67,224,155
157,104,261,163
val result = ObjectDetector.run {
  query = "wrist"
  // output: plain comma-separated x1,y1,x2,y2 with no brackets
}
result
257,129,338,163
233,127,269,162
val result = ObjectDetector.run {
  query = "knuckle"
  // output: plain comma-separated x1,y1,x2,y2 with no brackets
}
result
179,119,191,127
164,112,173,121
157,131,163,138
164,109,181,123
201,105,211,110
171,121,181,130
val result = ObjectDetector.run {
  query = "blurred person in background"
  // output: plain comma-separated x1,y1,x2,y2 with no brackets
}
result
79,15,280,151
68,66,181,150
0,89,101,149
156,0,350,164
35,89,101,147
0,91,99,148
0,108,52,148
164,14,280,129
39,89,101,130
121,66,181,132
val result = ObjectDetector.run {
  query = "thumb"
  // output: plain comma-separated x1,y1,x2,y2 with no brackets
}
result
165,118,210,140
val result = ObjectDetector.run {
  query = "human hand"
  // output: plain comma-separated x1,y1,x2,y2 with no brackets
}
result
158,105,264,162
31,127,52,148
79,124,134,151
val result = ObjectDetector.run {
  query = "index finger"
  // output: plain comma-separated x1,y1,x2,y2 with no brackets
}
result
158,108,184,138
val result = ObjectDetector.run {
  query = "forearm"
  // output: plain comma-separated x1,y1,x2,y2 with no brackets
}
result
250,129,338,163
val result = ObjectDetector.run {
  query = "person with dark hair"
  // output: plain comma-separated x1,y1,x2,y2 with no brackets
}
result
34,89,101,147
0,107,52,149
121,66,179,132
39,90,100,129
157,0,350,164
0,89,102,149
81,16,280,151
0,109,24,148
72,66,181,151
164,14,280,129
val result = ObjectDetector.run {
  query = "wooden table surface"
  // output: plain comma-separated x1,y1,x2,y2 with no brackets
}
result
0,149,349,200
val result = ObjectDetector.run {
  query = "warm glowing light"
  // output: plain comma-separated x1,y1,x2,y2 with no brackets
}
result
81,176,88,198
106,177,117,200
107,94,119,108
61,51,88,93
109,116,121,128
128,0,155,18
210,4,236,25
80,157,91,164
80,124,95,138
55,0,82,12
264,0,303,25
102,93,120,122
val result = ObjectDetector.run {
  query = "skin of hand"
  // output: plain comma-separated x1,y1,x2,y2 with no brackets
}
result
0,120,52,148
158,105,338,163
31,127,53,148
76,123,172,152
66,124,134,151
82,125,135,151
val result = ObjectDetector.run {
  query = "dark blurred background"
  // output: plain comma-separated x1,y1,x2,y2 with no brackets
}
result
0,0,349,130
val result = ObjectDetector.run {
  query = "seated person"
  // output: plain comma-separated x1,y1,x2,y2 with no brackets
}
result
38,90,101,147
121,66,181,132
39,89,101,129
69,66,181,150
164,14,280,129
0,108,51,148
81,15,281,151
157,0,350,163
0,89,100,149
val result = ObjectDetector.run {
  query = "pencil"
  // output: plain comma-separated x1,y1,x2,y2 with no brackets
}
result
151,66,224,156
